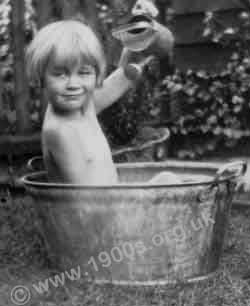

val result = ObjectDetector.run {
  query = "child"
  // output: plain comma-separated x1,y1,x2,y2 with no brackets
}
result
26,20,132,184
26,19,178,185
25,20,154,184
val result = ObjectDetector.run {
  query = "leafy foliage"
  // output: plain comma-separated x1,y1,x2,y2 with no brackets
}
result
145,6,250,159
158,66,250,158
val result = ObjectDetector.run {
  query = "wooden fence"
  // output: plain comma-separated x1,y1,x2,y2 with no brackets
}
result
170,0,244,71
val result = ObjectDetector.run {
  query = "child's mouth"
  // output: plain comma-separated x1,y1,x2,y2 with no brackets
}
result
63,94,83,99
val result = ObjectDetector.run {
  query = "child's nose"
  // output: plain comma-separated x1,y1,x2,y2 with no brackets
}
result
66,74,81,88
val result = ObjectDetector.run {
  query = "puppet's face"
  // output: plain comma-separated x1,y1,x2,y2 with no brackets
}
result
112,0,157,26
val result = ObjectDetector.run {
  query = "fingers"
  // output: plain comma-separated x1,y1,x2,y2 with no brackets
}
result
123,55,156,81
139,55,155,67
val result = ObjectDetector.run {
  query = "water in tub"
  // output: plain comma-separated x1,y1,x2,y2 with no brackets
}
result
148,171,182,184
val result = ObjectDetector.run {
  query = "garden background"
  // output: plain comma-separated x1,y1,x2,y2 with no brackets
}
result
1,0,250,160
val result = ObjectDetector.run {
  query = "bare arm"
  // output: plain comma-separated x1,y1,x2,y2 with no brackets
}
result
93,48,135,114
93,48,155,114
93,67,133,114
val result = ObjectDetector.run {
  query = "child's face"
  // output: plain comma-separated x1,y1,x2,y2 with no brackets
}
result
44,56,97,114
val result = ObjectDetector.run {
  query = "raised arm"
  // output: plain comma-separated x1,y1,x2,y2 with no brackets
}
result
93,67,133,115
93,48,134,114
93,49,155,114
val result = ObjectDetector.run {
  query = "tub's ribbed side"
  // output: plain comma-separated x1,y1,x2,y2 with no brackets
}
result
25,178,233,285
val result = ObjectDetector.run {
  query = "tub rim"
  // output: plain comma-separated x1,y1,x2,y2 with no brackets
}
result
21,160,239,190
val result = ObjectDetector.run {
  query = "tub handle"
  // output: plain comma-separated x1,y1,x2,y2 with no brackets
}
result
198,161,247,202
27,156,43,171
213,161,247,182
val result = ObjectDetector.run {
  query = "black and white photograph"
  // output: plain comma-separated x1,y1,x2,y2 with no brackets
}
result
0,0,250,305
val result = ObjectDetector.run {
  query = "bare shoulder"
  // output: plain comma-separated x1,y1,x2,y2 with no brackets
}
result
42,123,74,149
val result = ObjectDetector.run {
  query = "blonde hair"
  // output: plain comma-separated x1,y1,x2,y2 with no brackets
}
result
26,20,106,87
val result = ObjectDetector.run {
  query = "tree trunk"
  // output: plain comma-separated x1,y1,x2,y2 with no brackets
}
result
54,0,81,19
10,0,31,134
35,0,53,28
53,0,101,40
80,0,99,32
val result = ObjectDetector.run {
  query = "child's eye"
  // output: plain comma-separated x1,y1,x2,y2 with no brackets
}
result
78,69,93,75
78,70,89,75
78,65,95,75
52,70,66,77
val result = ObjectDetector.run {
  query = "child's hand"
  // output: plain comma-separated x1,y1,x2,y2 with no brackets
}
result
118,47,156,81
123,55,156,81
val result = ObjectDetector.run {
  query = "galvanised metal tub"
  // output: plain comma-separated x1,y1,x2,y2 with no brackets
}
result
21,161,246,285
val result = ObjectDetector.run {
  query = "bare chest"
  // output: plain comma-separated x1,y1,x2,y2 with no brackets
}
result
73,121,112,162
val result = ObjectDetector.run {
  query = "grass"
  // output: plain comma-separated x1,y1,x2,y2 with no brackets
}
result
1,191,250,306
